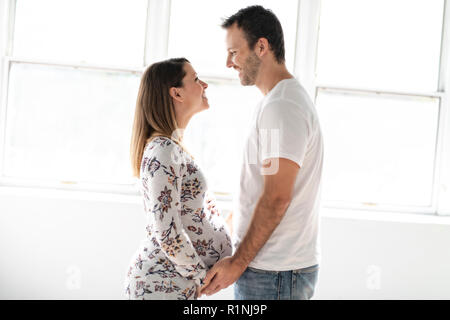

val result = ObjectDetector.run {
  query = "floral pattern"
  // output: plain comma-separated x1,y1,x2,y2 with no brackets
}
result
180,178,202,202
155,186,173,216
144,157,161,177
125,137,232,300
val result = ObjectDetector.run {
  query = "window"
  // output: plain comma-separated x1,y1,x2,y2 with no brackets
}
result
183,82,259,194
1,0,449,216
168,0,300,195
315,0,449,213
1,0,147,191
168,0,299,78
4,62,139,185
316,89,439,207
13,0,148,68
316,0,443,92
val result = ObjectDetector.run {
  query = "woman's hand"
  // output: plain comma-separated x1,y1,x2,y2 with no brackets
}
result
199,256,246,296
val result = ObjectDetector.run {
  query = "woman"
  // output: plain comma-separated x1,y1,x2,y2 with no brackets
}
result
125,58,232,300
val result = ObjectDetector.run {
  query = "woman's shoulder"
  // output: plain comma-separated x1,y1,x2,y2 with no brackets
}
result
142,136,187,172
145,136,182,155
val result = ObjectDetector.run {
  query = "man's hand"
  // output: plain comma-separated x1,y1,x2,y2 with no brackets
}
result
199,256,246,296
194,284,200,299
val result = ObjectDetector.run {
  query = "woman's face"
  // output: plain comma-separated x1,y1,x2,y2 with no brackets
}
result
178,63,209,115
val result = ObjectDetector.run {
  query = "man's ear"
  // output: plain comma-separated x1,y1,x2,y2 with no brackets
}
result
169,87,183,103
256,38,270,57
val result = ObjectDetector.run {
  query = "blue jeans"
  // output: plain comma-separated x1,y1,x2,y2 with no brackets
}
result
234,264,319,300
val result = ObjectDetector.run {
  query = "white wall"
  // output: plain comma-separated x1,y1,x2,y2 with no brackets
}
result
0,189,145,299
1,189,449,300
315,209,450,299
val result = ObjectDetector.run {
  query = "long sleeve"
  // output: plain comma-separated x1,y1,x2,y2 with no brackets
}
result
141,141,207,287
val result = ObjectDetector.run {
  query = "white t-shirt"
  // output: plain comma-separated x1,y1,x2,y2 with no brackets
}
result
233,78,323,271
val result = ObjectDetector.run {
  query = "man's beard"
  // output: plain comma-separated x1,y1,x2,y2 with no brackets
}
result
241,52,261,86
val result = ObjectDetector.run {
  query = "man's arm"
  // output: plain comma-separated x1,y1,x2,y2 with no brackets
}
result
199,157,300,296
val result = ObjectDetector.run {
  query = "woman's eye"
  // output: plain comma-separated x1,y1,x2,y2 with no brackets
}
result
195,77,199,81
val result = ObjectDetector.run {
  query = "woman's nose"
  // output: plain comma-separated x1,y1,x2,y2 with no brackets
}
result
201,80,208,89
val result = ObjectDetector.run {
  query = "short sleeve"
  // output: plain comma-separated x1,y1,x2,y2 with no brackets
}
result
258,100,311,168
141,139,207,286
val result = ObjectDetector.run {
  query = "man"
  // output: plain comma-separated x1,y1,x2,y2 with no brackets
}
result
200,5,324,300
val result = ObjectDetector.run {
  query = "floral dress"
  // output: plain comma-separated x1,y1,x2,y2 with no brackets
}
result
124,137,232,300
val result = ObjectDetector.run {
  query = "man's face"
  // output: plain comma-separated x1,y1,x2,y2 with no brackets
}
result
225,23,261,86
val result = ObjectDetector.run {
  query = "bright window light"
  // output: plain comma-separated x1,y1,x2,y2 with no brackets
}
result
2,0,448,216
4,63,140,185
13,0,148,67
317,0,444,92
316,88,439,207
184,82,260,194
168,0,299,78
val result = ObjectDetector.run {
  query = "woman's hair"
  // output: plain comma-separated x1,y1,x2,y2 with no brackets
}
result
130,57,189,177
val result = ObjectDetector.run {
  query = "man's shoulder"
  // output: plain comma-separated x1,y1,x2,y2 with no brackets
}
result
264,80,312,107
261,93,315,124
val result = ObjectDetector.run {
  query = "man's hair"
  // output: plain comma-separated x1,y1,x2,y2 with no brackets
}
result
221,5,285,64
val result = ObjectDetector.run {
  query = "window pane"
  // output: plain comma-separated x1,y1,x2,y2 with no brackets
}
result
168,0,298,78
316,89,439,207
183,82,260,193
14,0,148,67
317,0,444,92
4,63,140,184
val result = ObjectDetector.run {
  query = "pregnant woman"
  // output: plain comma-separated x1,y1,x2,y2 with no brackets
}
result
124,58,232,300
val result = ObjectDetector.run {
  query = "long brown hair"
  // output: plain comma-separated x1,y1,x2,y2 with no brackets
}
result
130,58,189,177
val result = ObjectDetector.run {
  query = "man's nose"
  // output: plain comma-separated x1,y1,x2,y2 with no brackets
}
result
226,56,234,68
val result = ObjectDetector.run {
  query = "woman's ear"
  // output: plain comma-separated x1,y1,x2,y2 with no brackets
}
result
169,87,184,103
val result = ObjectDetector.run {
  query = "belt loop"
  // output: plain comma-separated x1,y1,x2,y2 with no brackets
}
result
277,272,281,300
291,270,295,300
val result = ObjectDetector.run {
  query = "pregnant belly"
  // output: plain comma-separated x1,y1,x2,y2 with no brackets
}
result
189,226,232,268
